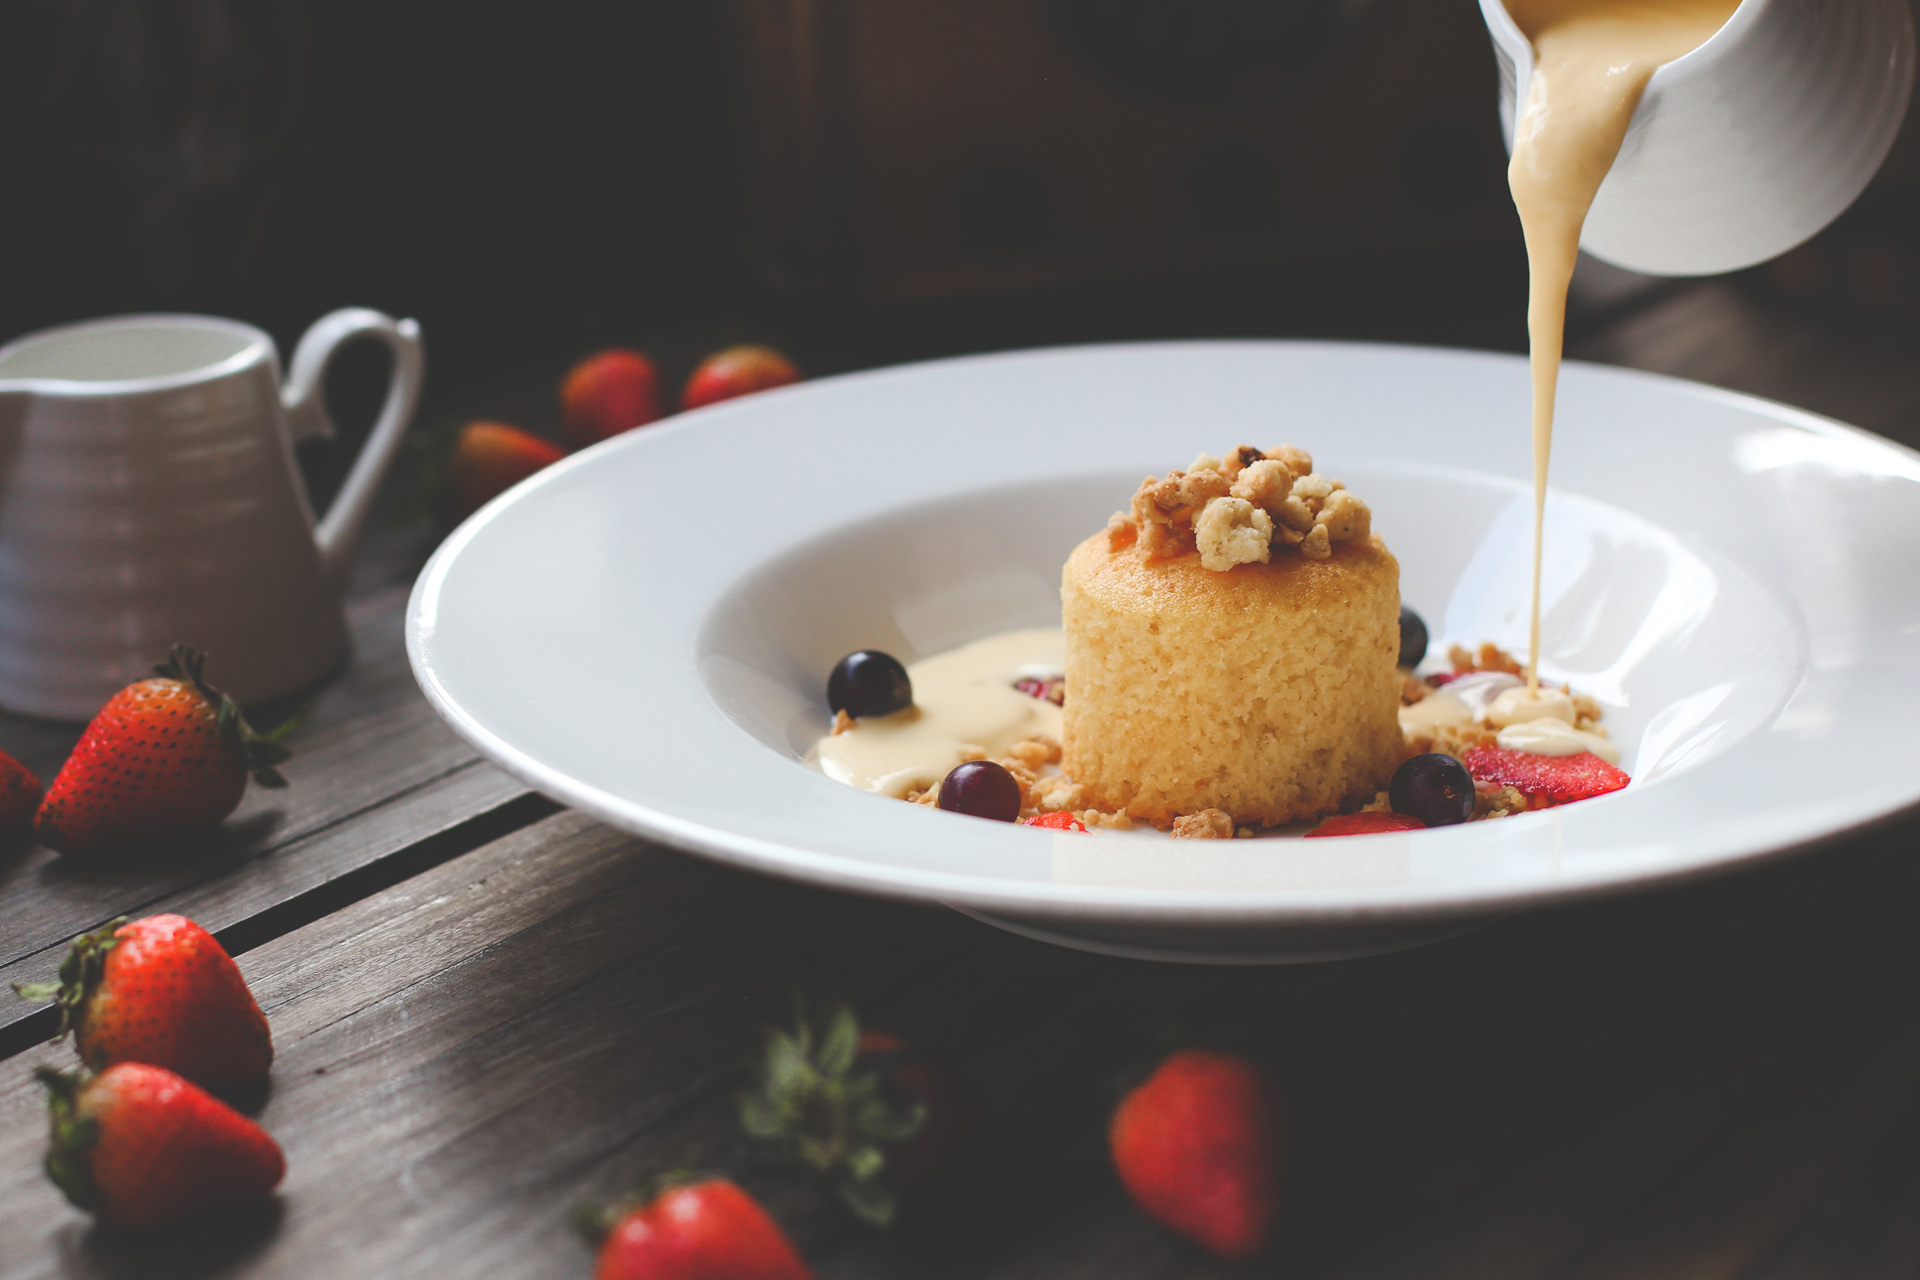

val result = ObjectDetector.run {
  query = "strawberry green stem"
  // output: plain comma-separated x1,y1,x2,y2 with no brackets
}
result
36,1066,99,1212
155,643,298,788
10,918,125,1038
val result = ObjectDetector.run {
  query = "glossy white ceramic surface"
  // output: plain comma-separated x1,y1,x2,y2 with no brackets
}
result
408,342,1920,962
1481,0,1915,276
0,310,424,717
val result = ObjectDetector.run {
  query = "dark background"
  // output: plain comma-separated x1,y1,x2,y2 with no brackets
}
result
1,0,1915,483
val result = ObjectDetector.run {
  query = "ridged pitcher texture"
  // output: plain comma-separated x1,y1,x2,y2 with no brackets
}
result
0,311,424,719
1483,0,1916,276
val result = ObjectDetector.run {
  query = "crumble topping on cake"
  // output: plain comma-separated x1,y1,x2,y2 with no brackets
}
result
1109,445,1374,567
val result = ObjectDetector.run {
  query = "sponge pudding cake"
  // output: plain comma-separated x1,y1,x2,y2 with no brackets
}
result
1060,446,1403,829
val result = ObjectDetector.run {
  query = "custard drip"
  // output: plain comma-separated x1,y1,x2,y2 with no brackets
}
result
1505,0,1737,689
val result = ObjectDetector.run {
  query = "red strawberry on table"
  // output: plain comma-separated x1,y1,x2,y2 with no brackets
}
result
588,1178,814,1280
0,748,42,830
34,644,295,855
680,345,801,412
1110,1049,1282,1261
561,348,663,447
1305,812,1425,838
444,420,565,522
1463,745,1629,803
38,1062,284,1228
15,914,272,1092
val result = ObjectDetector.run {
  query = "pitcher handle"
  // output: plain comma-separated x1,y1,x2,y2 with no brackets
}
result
282,308,426,592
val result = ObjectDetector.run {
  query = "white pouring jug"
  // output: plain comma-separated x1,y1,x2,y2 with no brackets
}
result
0,309,424,719
1481,0,1916,276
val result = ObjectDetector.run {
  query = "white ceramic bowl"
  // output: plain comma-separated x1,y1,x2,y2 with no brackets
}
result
407,342,1920,962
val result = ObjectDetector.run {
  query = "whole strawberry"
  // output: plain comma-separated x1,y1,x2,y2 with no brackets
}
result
15,914,272,1092
587,1178,813,1280
681,344,800,412
1110,1049,1282,1261
561,348,663,447
443,419,566,523
39,1063,284,1228
35,644,294,854
0,748,42,830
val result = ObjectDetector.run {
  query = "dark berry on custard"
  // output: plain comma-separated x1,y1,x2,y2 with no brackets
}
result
827,650,912,718
937,760,1022,822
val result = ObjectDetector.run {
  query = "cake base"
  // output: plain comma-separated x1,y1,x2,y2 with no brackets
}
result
1061,532,1404,829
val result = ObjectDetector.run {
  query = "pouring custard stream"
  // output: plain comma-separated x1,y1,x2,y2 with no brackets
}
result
1506,0,1737,693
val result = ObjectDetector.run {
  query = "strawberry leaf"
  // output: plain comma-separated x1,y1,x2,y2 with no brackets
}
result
36,1066,100,1213
158,644,300,789
738,994,926,1227
12,919,125,1039
817,1006,859,1077
835,1173,896,1226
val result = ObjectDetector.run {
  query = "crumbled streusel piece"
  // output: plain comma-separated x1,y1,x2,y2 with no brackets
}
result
1229,459,1296,514
1401,673,1429,705
1315,488,1372,543
1138,469,1231,524
1221,444,1269,480
1107,511,1139,551
1274,493,1317,533
1032,775,1089,812
1139,518,1188,561
1190,452,1224,473
1299,524,1332,559
1171,808,1235,839
1448,642,1525,677
1007,736,1063,768
1195,497,1274,571
994,757,1039,793
1079,809,1135,830
957,743,987,762
1471,784,1535,821
1265,444,1313,480
831,709,854,735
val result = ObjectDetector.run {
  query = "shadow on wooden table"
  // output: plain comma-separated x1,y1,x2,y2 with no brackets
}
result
51,1199,283,1279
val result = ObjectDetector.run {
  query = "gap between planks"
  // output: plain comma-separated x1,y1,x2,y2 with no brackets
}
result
0,778,557,1064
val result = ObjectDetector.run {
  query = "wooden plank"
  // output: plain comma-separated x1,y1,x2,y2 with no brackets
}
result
0,805,1915,1278
0,585,540,1053
1570,279,1920,450
0,765,548,1058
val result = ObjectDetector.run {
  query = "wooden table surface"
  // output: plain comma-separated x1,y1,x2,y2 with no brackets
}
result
1,276,1917,1279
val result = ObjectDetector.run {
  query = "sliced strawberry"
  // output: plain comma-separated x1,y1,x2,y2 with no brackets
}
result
1304,812,1425,838
1463,745,1628,803
1024,812,1089,832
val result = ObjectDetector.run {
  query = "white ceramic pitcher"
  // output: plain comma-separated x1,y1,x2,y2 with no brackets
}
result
1481,0,1916,276
0,309,424,719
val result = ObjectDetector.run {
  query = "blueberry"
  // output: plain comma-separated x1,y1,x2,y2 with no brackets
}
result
827,650,912,718
1398,606,1429,669
937,760,1022,822
1388,752,1475,827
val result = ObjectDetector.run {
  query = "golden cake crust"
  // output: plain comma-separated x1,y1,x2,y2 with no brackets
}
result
1060,531,1404,828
